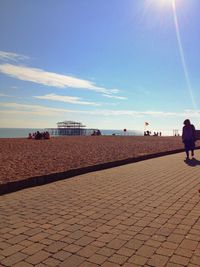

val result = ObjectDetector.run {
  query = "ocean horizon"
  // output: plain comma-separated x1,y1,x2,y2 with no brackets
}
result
0,128,144,138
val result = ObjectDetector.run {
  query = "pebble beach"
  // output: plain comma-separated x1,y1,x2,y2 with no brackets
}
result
1,136,197,186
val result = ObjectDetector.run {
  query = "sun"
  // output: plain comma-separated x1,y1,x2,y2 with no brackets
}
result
153,0,176,8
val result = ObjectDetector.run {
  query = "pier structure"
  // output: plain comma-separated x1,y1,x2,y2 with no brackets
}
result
47,120,97,136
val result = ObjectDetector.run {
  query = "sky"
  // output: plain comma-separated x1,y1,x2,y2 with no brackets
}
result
0,0,200,134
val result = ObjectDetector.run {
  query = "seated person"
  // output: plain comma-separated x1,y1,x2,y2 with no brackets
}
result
35,131,42,140
96,130,101,136
28,133,32,139
44,131,50,139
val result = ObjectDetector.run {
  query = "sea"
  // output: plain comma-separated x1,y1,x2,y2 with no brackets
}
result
0,128,143,138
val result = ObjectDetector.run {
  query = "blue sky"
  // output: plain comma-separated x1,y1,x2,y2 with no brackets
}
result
0,0,200,134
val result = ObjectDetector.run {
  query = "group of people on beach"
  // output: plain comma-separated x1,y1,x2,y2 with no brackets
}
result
28,131,50,140
144,131,162,136
91,129,101,136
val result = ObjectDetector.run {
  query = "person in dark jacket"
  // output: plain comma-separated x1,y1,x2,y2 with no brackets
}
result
182,119,196,159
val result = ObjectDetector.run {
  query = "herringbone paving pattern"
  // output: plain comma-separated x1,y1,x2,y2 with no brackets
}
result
1,151,200,266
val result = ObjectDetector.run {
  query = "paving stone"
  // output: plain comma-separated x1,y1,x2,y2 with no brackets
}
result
28,233,49,242
125,239,143,250
88,253,107,265
44,241,67,253
1,244,24,257
116,246,135,257
156,247,174,257
170,255,190,266
167,234,184,244
162,241,179,250
108,253,128,265
75,236,95,246
63,243,82,253
59,254,85,267
21,243,45,255
43,257,61,266
97,247,116,257
106,239,126,250
97,234,116,243
1,252,28,266
145,239,161,248
179,239,198,250
7,235,27,245
77,245,99,258
52,250,71,261
128,254,148,265
23,228,42,237
175,247,193,258
148,254,169,267
25,251,51,265
136,245,156,258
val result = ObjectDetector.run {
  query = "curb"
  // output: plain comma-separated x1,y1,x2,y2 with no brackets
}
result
0,148,198,195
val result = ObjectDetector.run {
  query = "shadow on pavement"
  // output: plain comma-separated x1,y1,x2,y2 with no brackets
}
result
184,158,200,167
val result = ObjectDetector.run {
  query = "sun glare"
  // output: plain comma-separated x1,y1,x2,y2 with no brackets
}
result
154,0,176,8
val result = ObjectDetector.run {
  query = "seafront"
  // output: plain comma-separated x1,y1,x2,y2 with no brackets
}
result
1,151,200,266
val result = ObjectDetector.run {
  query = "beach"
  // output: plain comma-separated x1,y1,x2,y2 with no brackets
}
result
1,136,198,186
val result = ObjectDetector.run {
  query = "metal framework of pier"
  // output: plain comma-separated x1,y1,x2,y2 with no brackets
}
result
47,121,97,136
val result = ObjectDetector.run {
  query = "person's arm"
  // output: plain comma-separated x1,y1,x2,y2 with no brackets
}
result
182,127,185,142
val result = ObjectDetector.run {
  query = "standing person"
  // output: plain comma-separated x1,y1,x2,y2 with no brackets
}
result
182,119,196,159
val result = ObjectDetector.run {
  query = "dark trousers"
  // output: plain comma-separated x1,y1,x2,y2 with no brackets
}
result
184,139,195,156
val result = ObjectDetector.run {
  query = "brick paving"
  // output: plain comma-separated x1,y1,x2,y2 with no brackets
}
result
1,151,200,266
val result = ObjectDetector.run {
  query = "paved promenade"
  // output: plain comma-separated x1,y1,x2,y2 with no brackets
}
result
1,151,200,267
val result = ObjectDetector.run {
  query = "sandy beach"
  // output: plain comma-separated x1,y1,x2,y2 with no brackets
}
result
1,135,198,186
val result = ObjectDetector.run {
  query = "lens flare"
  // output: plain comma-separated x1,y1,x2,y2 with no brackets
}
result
145,0,197,109
146,0,178,8
171,1,197,109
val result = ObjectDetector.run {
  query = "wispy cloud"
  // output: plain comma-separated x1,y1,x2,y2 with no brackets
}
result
1,102,199,118
0,64,120,95
0,51,29,62
0,93,11,97
34,93,100,106
102,94,127,100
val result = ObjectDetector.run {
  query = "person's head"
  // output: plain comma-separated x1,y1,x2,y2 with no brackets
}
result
183,119,191,126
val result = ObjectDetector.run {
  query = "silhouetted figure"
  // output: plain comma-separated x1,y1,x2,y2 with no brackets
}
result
96,130,101,136
28,133,32,139
44,131,50,139
182,119,196,159
35,131,42,140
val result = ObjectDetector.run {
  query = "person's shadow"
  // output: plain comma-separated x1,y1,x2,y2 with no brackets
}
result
184,158,200,167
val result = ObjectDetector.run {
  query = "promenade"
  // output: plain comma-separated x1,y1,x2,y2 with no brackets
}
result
1,151,200,267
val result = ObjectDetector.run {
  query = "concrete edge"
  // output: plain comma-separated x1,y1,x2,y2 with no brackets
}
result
1,147,199,196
